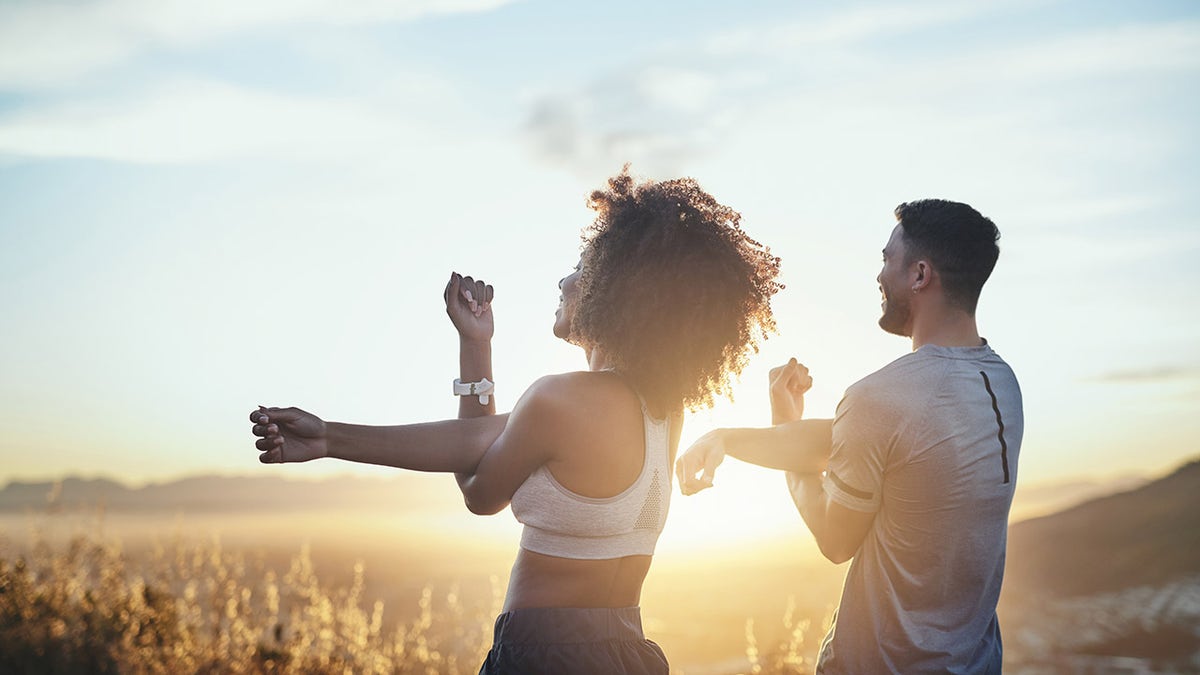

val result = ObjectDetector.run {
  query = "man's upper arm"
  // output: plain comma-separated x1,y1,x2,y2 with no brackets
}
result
822,495,876,562
823,387,887,511
785,470,876,563
810,386,889,560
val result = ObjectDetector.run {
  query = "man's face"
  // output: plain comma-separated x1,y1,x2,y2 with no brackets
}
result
877,224,913,337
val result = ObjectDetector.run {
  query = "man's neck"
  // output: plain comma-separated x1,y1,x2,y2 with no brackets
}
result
910,311,983,350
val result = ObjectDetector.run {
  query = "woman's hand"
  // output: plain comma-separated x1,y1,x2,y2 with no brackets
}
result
444,272,494,343
675,429,727,495
769,358,813,425
250,406,328,463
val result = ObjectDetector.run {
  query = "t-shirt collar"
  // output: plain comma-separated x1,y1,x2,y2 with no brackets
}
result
916,338,993,360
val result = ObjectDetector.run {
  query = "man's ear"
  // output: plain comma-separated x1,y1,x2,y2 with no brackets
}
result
912,260,932,293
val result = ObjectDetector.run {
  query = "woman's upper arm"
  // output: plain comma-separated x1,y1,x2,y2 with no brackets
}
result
458,376,568,515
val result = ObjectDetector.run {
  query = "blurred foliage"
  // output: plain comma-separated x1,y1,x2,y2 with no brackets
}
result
0,529,496,674
0,523,833,674
743,594,827,674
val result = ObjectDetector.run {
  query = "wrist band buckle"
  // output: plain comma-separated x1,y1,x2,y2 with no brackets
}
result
453,377,494,405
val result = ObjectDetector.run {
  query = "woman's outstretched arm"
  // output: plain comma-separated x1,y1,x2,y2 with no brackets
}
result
252,274,500,471
251,374,572,514
251,406,509,473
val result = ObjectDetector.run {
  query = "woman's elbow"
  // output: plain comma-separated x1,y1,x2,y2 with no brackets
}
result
462,492,508,516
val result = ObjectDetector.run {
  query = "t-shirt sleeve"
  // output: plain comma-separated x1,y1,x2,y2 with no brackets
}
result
818,386,887,513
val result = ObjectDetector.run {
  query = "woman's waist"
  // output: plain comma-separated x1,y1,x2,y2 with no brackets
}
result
504,549,652,611
490,606,648,644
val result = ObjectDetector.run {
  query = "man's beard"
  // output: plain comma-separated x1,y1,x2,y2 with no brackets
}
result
878,290,912,337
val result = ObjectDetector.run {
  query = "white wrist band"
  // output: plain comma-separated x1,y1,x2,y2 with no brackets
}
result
453,377,494,405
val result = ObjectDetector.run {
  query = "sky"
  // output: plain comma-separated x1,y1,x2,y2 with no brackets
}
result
1,0,1198,541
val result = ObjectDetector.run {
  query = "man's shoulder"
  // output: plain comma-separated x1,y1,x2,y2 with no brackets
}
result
839,352,953,423
850,350,944,391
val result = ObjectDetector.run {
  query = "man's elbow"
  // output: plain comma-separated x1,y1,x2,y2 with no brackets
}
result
816,537,857,565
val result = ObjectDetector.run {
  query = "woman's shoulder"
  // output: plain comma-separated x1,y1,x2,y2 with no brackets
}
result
517,372,649,467
525,370,637,403
516,371,642,428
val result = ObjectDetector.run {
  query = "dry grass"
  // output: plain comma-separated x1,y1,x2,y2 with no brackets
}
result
0,527,499,674
0,517,834,674
742,595,829,674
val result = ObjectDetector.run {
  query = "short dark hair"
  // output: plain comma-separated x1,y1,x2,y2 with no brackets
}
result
894,199,1000,313
573,168,782,413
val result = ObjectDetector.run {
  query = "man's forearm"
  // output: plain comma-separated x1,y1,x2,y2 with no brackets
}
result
787,470,844,559
326,414,508,473
788,472,833,550
723,418,833,473
786,471,872,564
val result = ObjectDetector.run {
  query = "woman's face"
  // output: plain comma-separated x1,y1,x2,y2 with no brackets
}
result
553,261,583,340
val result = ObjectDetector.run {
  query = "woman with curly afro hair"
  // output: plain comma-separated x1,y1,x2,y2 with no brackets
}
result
250,168,782,674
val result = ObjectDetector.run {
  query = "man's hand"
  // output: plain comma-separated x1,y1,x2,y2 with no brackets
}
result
675,430,727,495
769,358,813,425
250,406,328,463
444,272,494,343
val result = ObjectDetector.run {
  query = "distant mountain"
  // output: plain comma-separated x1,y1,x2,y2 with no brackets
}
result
1005,458,1200,600
1009,473,1149,522
0,474,462,514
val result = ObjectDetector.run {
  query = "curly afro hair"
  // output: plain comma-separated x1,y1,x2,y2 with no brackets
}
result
572,168,782,414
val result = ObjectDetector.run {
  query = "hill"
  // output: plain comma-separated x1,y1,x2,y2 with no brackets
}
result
0,473,462,514
1005,458,1200,600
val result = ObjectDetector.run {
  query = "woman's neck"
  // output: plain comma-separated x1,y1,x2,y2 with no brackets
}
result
584,348,677,419
586,347,616,371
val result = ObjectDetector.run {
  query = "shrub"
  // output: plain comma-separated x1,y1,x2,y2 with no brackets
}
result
0,529,496,674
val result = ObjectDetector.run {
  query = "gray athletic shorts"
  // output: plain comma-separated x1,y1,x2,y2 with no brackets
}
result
478,606,669,675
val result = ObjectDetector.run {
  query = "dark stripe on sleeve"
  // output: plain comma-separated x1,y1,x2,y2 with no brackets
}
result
827,470,874,501
979,370,1011,484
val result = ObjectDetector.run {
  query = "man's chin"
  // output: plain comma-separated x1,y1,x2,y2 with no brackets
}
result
878,316,911,338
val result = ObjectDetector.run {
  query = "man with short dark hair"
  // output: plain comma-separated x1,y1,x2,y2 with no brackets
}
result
677,200,1024,674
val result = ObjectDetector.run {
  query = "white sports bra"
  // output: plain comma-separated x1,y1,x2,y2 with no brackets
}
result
508,405,671,560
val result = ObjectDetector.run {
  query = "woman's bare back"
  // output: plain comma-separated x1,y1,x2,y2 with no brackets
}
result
503,371,682,610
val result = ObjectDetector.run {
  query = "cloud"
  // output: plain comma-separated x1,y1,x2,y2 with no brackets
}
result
521,5,1200,180
0,79,437,163
994,20,1200,80
0,0,515,89
704,0,1015,54
1086,367,1199,385
1002,193,1168,229
522,67,722,179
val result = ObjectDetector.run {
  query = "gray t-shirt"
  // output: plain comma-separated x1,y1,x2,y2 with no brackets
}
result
794,341,1023,674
